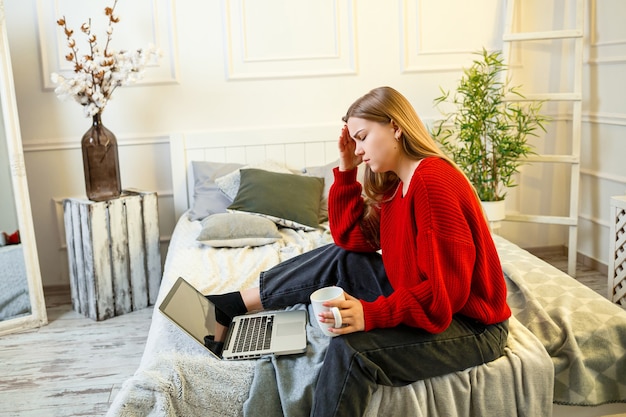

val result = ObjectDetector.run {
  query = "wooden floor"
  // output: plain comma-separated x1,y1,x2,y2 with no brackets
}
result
527,246,609,298
0,288,154,417
0,249,614,416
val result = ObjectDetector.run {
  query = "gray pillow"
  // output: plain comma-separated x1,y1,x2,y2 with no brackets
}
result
189,161,244,221
227,168,324,231
197,213,282,247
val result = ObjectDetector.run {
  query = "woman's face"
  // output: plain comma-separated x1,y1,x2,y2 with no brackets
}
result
346,117,400,173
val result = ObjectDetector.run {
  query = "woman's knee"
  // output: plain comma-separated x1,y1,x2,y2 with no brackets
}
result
323,334,365,372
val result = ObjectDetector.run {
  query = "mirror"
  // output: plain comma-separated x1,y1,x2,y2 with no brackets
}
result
0,2,47,335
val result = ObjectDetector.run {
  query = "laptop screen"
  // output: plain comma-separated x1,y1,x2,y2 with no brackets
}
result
159,277,308,360
159,277,217,344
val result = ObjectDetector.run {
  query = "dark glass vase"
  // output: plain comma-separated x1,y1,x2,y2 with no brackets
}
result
81,114,122,201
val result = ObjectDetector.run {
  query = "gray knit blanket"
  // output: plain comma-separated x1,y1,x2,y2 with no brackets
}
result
107,302,553,417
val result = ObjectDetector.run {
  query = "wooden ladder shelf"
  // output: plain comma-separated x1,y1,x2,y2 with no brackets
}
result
501,0,584,276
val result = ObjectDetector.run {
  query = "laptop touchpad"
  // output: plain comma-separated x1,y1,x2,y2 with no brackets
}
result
276,321,304,337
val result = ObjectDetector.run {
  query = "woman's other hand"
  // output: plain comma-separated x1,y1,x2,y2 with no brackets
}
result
319,292,365,335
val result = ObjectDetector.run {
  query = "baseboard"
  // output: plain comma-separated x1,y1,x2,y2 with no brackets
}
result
43,284,71,296
578,252,609,276
525,245,567,257
43,285,72,307
524,245,608,276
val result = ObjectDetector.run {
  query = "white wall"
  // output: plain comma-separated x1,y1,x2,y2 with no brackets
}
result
4,0,625,288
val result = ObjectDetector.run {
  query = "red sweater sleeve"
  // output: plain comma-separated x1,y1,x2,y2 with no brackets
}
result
329,158,511,333
328,167,378,252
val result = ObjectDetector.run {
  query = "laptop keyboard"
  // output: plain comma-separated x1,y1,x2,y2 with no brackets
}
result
233,315,273,353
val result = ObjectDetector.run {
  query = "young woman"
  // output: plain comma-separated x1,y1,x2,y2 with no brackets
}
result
207,86,511,417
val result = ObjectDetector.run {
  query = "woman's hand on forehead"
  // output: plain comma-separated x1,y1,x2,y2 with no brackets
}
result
338,124,362,171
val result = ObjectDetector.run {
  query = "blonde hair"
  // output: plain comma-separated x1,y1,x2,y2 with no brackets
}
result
342,86,469,246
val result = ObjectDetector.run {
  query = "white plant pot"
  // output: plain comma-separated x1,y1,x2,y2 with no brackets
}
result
481,200,506,222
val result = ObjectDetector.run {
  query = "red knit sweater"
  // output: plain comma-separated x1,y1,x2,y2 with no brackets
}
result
328,157,511,333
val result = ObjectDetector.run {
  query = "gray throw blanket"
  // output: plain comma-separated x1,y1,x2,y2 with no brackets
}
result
107,303,552,417
243,304,328,417
504,265,626,405
242,303,554,417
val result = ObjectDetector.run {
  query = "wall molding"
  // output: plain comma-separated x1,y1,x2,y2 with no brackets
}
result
587,55,626,65
583,112,626,126
578,211,610,232
21,111,625,153
400,0,503,73
22,133,170,153
591,39,626,48
434,112,626,127
36,0,179,90
580,168,626,187
588,0,626,64
589,0,626,47
222,0,357,80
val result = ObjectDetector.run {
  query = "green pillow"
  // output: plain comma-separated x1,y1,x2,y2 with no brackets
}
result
228,168,324,230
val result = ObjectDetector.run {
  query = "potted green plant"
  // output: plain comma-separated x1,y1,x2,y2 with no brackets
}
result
431,48,548,221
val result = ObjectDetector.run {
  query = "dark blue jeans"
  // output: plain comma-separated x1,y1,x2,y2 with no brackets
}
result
259,244,509,417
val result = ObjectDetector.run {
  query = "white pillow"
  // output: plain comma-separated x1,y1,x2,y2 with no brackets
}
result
215,160,292,200
196,213,282,248
301,159,338,222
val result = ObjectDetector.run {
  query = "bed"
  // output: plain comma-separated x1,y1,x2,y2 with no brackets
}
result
106,126,626,417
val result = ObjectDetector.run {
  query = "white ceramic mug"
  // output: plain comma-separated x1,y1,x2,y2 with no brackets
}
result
310,286,345,337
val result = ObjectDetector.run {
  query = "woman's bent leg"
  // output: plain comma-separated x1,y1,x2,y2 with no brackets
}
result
260,244,392,308
310,317,509,417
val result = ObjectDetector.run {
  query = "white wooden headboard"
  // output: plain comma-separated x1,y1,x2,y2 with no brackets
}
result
169,124,341,219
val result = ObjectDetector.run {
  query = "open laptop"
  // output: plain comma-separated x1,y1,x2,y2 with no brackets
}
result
159,276,308,360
